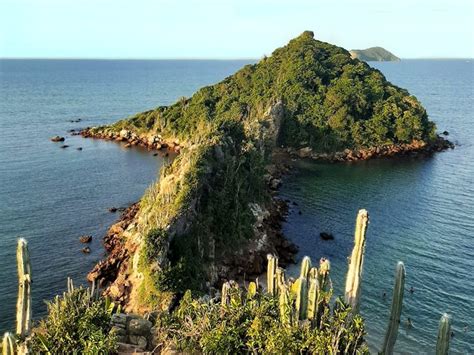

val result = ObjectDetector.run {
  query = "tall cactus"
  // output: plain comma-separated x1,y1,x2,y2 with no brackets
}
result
299,256,312,278
344,209,369,312
275,267,285,295
16,238,32,338
318,258,331,292
221,281,231,306
381,262,406,355
436,313,451,355
307,271,320,322
295,276,308,320
2,332,15,355
267,254,278,296
279,284,292,325
247,282,257,299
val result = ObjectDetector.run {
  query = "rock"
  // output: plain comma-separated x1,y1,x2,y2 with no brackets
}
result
50,136,65,142
111,313,128,326
116,343,145,354
442,130,449,136
76,147,82,151
297,146,312,158
128,318,152,336
79,235,92,243
108,207,118,213
82,247,91,253
128,335,148,349
119,129,131,139
60,145,69,149
270,178,282,190
124,143,131,148
320,232,334,240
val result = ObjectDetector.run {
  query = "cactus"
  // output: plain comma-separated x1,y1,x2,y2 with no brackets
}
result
266,254,278,296
16,238,32,339
307,271,320,322
67,277,74,294
381,262,405,355
275,267,285,295
247,282,257,299
295,276,308,320
318,258,331,292
300,256,312,278
2,332,15,355
344,209,369,313
279,284,292,325
221,281,231,306
436,313,451,355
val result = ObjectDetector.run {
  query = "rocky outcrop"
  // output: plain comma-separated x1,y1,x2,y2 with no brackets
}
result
81,128,181,154
110,313,154,353
289,136,453,162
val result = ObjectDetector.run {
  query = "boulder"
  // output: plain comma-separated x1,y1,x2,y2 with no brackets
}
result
297,147,312,158
119,129,131,139
82,247,91,253
442,130,449,136
50,136,65,142
128,335,148,349
128,318,152,336
320,232,334,240
79,235,92,243
60,145,69,149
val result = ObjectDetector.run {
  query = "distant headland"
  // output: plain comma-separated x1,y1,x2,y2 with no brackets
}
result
350,47,400,62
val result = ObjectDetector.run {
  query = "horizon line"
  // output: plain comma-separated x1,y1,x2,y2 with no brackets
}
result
1,56,473,61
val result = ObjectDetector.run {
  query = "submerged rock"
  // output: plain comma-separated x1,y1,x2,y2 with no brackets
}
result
320,232,334,240
79,235,92,243
50,136,65,142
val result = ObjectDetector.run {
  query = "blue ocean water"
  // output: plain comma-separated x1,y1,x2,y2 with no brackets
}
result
0,59,472,354
281,60,474,353
0,59,250,333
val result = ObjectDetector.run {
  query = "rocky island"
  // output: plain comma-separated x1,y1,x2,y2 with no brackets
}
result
81,31,450,316
350,46,400,62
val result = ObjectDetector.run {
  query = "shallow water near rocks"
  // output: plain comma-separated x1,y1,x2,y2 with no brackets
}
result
0,59,472,354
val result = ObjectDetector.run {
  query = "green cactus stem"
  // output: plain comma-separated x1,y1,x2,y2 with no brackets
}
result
221,281,231,306
267,254,278,296
295,276,308,320
275,267,285,295
344,209,369,313
318,258,331,292
2,332,15,355
307,271,320,322
279,284,292,325
436,313,451,355
300,256,312,279
16,238,32,338
381,261,406,355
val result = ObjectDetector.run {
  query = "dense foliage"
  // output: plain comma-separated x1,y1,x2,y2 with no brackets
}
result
111,31,436,152
155,289,368,354
29,287,117,354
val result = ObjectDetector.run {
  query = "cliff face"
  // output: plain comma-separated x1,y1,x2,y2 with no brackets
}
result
85,31,449,312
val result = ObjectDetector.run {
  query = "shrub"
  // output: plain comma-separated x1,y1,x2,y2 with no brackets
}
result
29,287,117,354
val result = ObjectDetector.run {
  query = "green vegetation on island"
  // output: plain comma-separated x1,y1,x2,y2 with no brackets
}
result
350,47,401,62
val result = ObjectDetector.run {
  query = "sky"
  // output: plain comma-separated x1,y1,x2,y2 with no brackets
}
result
0,0,473,59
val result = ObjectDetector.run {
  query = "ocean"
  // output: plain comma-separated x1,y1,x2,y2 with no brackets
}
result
0,59,472,353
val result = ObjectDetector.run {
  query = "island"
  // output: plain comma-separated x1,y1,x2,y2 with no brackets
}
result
4,31,453,354
350,46,401,61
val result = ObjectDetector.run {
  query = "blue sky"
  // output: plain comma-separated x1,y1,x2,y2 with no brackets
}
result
1,0,473,59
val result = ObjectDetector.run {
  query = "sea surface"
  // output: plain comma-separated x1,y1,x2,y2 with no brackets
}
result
0,59,472,353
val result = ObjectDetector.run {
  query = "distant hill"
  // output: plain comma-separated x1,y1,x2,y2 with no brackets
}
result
350,47,400,62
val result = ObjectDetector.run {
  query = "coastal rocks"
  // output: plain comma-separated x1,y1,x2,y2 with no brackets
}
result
60,145,69,149
442,130,449,136
110,313,153,351
82,127,182,154
82,247,91,254
50,136,65,142
79,235,92,243
287,136,454,163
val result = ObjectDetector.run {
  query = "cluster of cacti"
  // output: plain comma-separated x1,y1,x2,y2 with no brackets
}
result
436,313,451,355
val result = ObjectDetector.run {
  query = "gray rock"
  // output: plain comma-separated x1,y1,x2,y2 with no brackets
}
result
111,313,127,326
128,318,152,336
128,335,148,349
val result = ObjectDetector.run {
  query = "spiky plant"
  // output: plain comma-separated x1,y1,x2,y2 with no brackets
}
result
16,238,32,339
2,332,16,355
436,313,451,355
381,261,405,354
300,256,312,279
344,209,369,313
266,255,278,296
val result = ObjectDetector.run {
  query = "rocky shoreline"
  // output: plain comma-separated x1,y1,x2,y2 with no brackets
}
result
290,135,454,162
81,127,182,154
